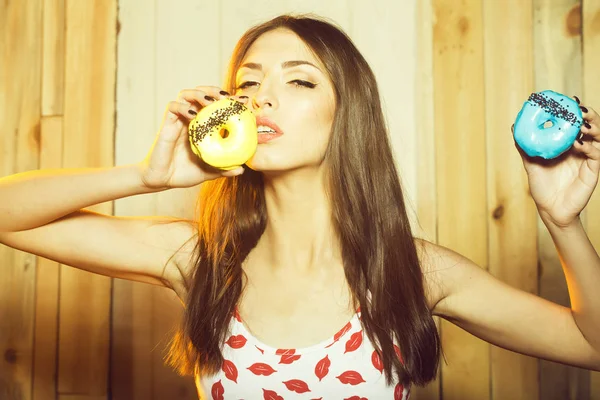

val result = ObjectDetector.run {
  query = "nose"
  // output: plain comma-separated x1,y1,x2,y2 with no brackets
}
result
251,82,278,111
252,96,272,110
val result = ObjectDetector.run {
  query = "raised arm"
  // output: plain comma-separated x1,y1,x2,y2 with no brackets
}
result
0,87,245,298
421,98,600,371
0,164,194,292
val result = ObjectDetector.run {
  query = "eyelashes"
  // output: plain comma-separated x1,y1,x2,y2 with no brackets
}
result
236,80,317,90
236,81,258,90
290,80,317,88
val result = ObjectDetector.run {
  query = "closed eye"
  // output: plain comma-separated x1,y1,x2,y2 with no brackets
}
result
236,81,259,90
236,80,317,90
289,80,317,88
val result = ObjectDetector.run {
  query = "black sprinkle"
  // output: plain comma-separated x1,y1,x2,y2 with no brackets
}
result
189,100,247,143
528,92,580,125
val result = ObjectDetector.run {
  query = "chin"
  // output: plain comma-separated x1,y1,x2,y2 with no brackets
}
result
245,148,292,172
245,158,292,173
245,146,327,174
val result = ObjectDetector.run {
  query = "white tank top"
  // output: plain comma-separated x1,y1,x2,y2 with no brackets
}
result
195,306,412,399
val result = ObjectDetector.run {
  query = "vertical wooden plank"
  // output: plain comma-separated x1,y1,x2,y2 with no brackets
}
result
0,1,43,399
582,0,600,398
415,0,442,398
111,0,158,399
533,1,588,399
42,0,65,117
32,116,63,400
432,0,490,399
483,1,538,399
349,0,419,231
415,0,437,243
58,0,116,396
33,0,65,396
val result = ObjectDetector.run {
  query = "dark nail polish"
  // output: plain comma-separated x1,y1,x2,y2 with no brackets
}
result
574,95,580,104
580,105,588,113
584,122,592,129
578,138,584,145
238,95,248,99
220,90,230,96
205,95,215,102
188,109,197,116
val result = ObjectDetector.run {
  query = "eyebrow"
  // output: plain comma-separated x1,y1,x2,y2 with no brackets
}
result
239,60,322,72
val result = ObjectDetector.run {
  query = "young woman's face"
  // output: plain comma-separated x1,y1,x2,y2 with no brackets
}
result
234,28,336,173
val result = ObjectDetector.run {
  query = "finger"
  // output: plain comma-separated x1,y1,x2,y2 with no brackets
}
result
579,102,598,124
230,95,249,105
167,100,198,122
194,85,231,100
579,110,600,142
220,166,246,177
177,87,225,110
572,136,600,162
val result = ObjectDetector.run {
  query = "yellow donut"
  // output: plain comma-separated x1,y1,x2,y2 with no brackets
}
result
188,98,258,170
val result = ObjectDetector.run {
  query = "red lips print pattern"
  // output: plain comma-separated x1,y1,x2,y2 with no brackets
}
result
198,306,411,399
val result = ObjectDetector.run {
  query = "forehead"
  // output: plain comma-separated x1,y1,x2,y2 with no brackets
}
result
241,28,319,67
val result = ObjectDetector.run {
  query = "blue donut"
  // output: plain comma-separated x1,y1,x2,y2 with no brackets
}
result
513,90,583,159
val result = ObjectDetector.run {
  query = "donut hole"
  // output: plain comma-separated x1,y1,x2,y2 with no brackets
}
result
219,128,230,139
543,120,554,129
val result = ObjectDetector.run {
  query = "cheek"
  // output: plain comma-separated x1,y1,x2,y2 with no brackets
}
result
294,100,335,138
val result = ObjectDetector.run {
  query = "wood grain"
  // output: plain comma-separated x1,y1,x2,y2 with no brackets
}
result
0,1,43,399
42,0,65,116
111,0,158,398
57,0,116,395
33,116,63,400
483,1,538,399
432,0,490,398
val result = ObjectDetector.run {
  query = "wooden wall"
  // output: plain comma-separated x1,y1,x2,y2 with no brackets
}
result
0,0,598,399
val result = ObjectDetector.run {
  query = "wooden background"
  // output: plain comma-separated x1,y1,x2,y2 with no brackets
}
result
1,0,600,399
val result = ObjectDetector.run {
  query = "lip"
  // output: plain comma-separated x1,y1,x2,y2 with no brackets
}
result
257,132,283,144
255,116,284,143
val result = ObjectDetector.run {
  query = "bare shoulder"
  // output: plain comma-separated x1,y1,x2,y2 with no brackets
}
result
413,238,466,313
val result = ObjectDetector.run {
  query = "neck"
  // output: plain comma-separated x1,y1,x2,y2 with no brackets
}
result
254,166,342,274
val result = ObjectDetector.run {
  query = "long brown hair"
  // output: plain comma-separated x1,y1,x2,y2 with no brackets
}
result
167,14,441,387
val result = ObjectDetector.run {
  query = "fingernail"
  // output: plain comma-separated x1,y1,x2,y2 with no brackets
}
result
578,138,584,145
574,95,581,104
238,95,248,99
580,105,588,113
220,90,230,96
205,95,215,102
584,122,592,129
188,109,197,116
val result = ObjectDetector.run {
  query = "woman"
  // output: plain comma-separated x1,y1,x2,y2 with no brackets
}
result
1,14,599,399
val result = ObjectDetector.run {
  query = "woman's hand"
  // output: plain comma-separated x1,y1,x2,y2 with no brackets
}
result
515,97,600,228
138,87,246,190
